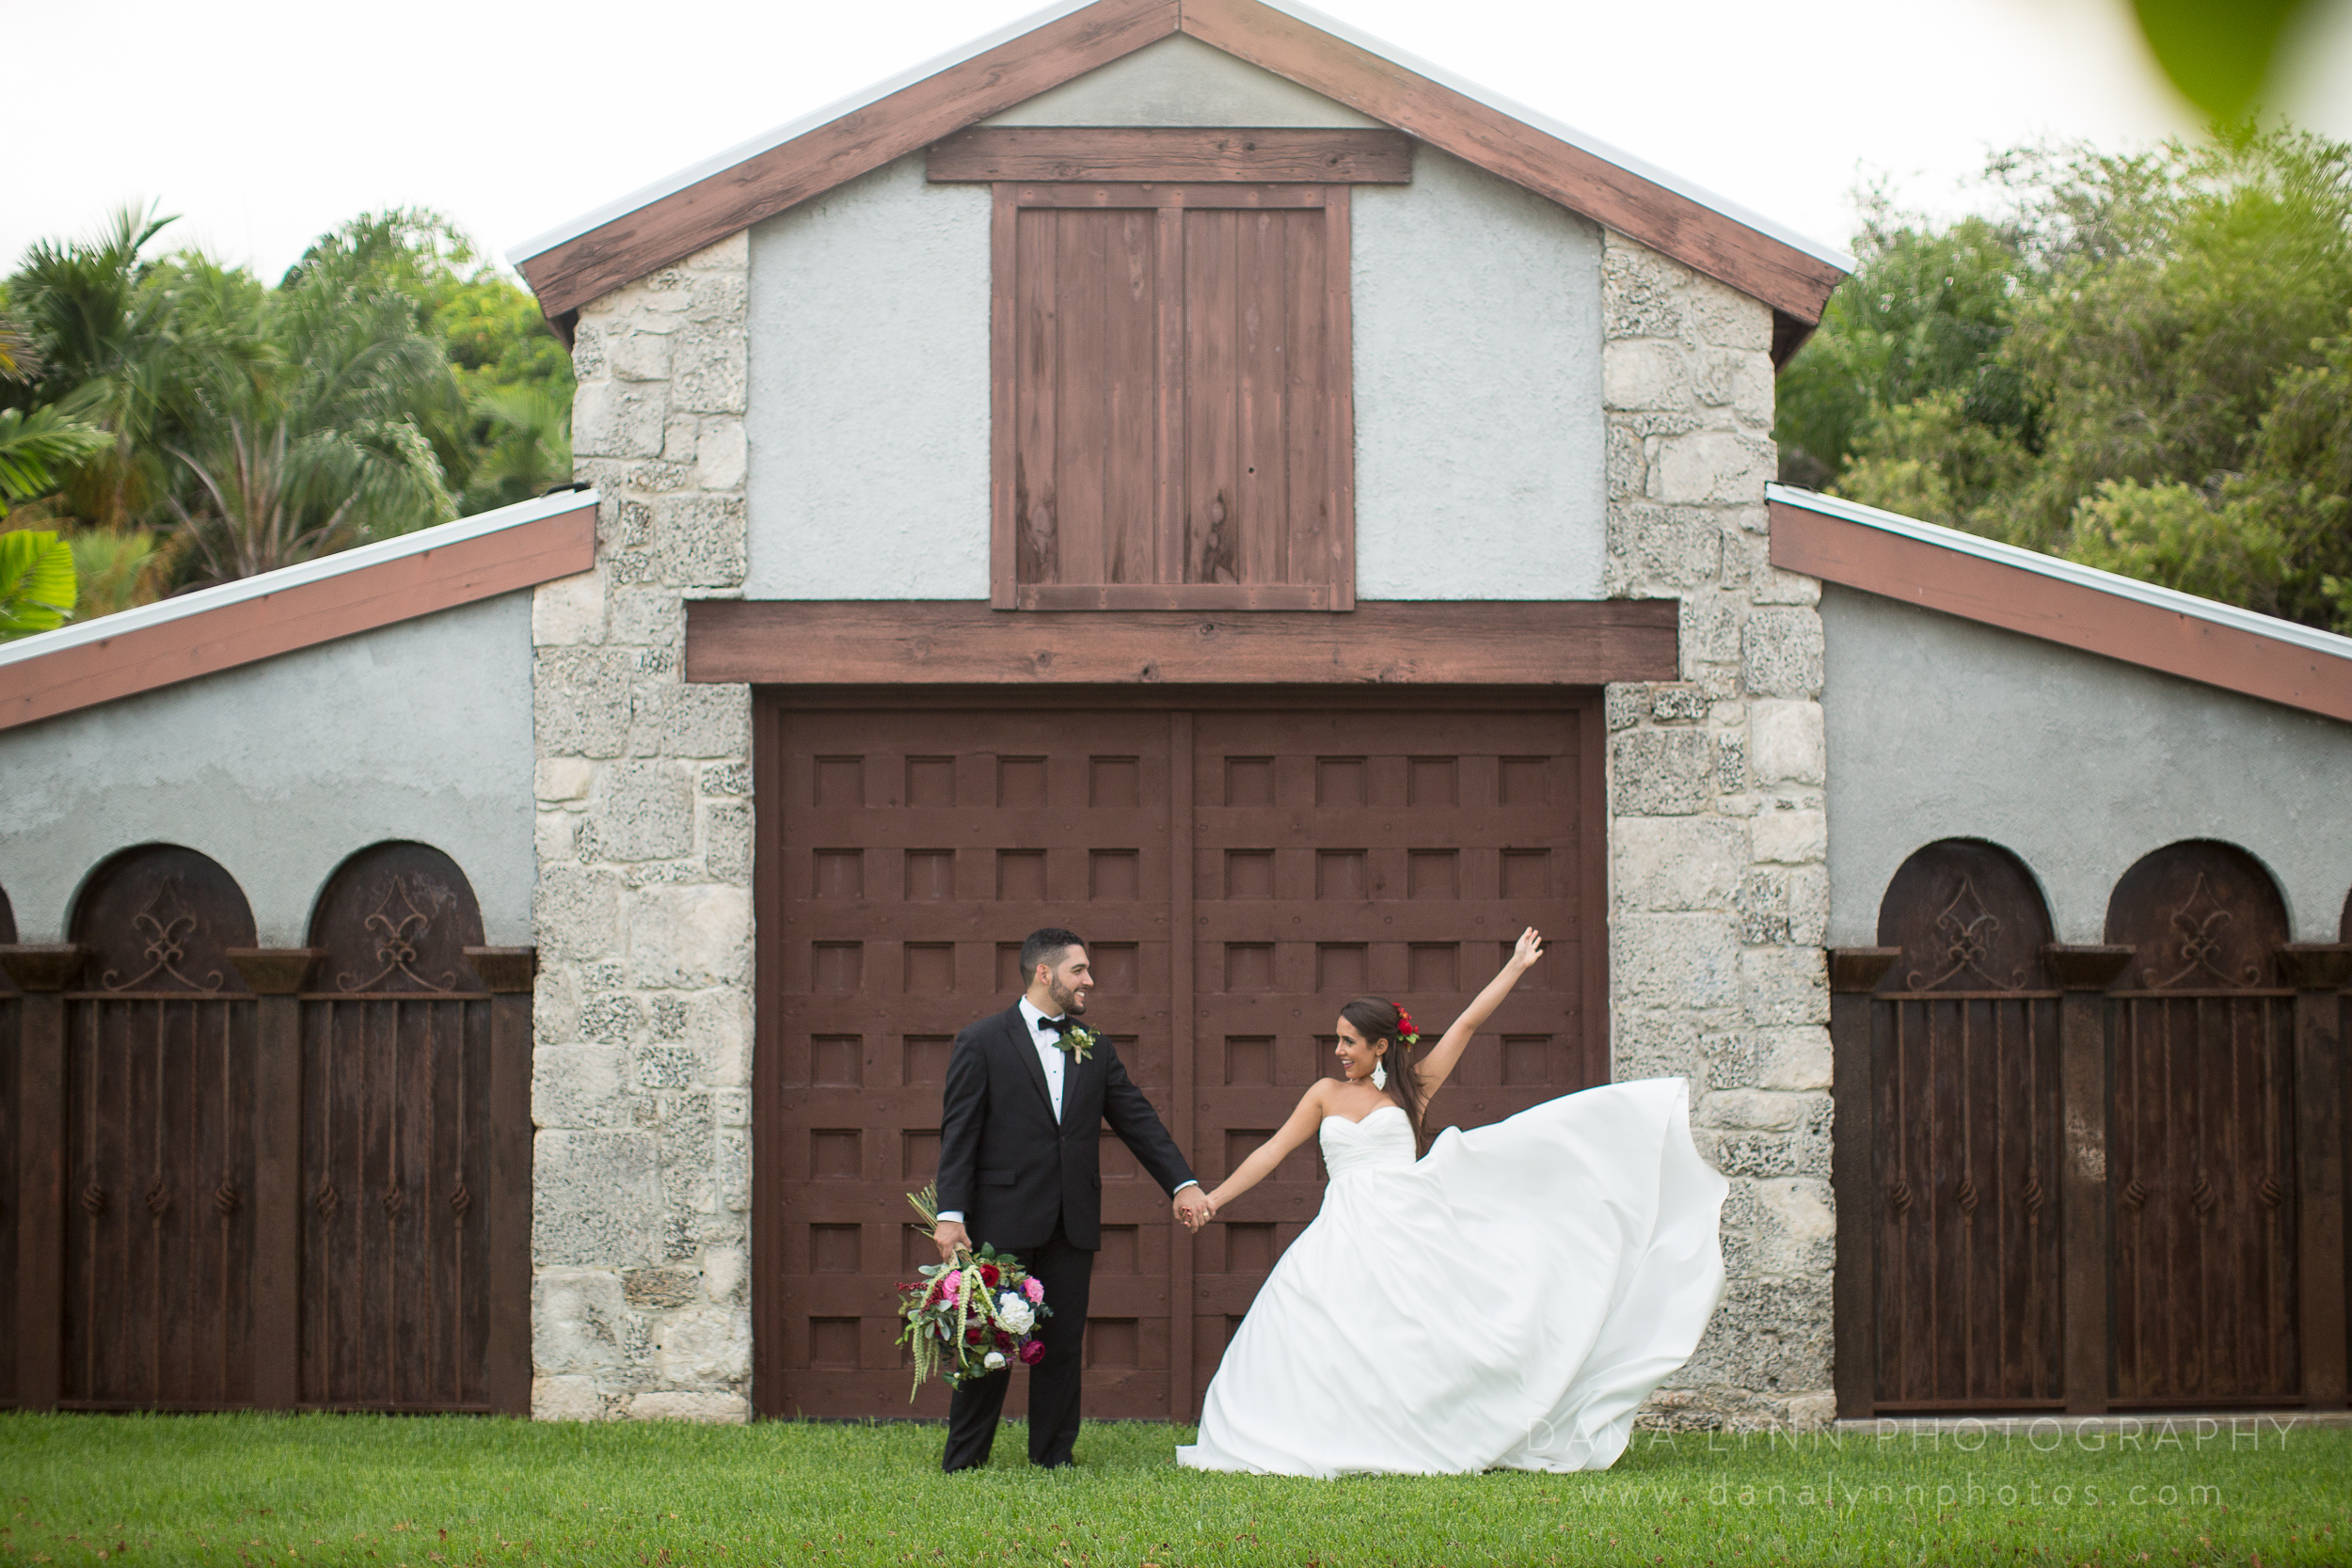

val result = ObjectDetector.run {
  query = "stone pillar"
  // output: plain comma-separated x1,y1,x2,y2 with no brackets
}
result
1599,233,1834,1429
530,234,755,1421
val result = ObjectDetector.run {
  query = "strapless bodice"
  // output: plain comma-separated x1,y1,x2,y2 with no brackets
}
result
1318,1104,1416,1179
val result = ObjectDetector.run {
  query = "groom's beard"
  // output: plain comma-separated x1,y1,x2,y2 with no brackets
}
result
1049,977,1088,1017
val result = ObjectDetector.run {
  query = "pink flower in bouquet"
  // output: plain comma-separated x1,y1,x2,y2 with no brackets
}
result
1023,1277,1044,1305
939,1271,960,1301
1018,1339,1046,1366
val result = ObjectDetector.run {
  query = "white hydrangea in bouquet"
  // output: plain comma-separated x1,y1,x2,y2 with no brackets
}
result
897,1184,1053,1399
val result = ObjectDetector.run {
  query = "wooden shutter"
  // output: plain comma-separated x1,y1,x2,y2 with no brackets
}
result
990,182,1354,611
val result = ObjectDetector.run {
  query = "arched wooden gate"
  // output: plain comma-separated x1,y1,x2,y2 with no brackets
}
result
1835,839,2351,1416
0,842,532,1412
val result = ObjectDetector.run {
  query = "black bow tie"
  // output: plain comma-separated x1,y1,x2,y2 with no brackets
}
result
1037,1016,1071,1035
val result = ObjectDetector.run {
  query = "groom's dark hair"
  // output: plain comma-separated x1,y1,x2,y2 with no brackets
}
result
1021,927,1086,979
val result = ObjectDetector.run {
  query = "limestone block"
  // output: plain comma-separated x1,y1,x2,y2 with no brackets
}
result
625,457,694,494
1733,868,1789,944
532,1268,631,1372
535,865,622,960
1613,504,1722,590
671,323,747,415
1713,731,1746,794
652,494,749,589
705,1247,747,1303
1751,1026,1832,1091
532,572,606,646
1649,684,1708,722
657,1305,751,1385
533,966,583,1048
1784,1391,1836,1431
532,1374,609,1421
1740,946,1827,1026
660,416,704,466
698,993,752,1086
570,322,608,381
1654,431,1776,506
580,995,643,1047
533,649,635,759
1613,914,1740,1011
1602,242,1683,340
718,1127,751,1213
1603,340,1690,410
532,1046,628,1130
573,379,668,460
585,761,696,863
1748,1178,1836,1276
1683,275,1774,354
1603,684,1647,731
609,589,684,650
1701,1088,1811,1132
1605,423,1645,500
704,800,753,885
637,1045,697,1090
630,683,751,760
623,1267,700,1308
534,1130,663,1267
698,420,746,490
1613,816,1748,911
1695,347,1774,426
714,1087,750,1128
536,810,580,867
1786,864,1829,946
626,1390,750,1423
1610,727,1712,816
536,758,594,802
688,271,748,323
685,230,750,271
1740,608,1824,698
607,327,674,383
1678,1274,1832,1395
1752,806,1827,864
627,884,753,989
1610,1012,1706,1082
1749,701,1825,785
1678,592,1740,671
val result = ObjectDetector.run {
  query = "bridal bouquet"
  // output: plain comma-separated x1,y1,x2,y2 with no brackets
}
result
896,1184,1053,1399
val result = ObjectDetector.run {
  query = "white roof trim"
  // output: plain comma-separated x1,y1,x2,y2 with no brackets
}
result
0,488,600,673
507,0,1851,276
1768,483,2352,665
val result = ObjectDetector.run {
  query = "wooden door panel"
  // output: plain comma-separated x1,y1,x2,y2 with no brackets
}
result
764,708,1178,1419
2105,842,2299,1406
1184,708,1591,1404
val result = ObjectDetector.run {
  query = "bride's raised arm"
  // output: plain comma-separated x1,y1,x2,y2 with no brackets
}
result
1201,1081,1329,1219
1414,927,1544,1098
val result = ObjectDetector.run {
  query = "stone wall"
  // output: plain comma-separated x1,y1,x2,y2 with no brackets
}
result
529,233,758,1422
1598,233,1836,1430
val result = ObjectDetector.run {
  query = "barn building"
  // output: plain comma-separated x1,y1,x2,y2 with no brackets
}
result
2,0,2346,1428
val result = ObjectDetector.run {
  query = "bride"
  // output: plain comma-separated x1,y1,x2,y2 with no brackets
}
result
1175,929,1727,1476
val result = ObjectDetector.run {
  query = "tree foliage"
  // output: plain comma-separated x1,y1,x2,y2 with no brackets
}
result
0,529,77,640
1776,128,2352,634
0,202,573,620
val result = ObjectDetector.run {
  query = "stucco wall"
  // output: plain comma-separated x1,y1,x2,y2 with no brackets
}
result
0,592,536,945
1354,151,1605,599
740,46,1609,605
1821,584,2352,944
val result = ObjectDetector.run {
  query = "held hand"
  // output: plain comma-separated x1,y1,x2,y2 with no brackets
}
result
1173,1187,1214,1231
1510,927,1544,971
931,1219,971,1262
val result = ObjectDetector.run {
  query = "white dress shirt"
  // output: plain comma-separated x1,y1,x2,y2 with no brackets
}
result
936,998,1197,1226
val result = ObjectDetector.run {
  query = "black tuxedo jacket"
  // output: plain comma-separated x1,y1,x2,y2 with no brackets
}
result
935,1004,1196,1251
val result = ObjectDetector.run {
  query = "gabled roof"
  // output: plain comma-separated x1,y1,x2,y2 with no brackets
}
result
1767,484,2352,725
0,491,599,733
511,0,1851,335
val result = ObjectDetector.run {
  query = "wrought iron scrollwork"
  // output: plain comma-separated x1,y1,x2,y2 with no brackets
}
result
2140,873,2265,990
101,877,229,993
1905,877,2028,991
335,878,461,993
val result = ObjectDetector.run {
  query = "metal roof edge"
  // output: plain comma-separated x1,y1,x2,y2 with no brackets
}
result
0,489,601,673
1767,483,2352,665
506,0,1852,278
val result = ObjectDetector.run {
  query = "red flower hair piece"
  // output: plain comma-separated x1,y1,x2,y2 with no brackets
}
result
1394,1006,1420,1045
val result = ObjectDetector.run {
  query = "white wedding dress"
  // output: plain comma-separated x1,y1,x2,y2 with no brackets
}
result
1175,1077,1726,1476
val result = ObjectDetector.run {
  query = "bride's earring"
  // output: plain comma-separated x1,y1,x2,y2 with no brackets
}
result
1370,1056,1388,1091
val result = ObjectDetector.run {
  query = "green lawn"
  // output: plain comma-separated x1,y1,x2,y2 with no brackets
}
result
1,1412,2343,1566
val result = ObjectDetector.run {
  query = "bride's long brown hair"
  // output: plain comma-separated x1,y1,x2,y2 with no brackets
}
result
1340,995,1431,1156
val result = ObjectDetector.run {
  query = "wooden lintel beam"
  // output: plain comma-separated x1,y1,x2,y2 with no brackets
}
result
682,599,1677,687
928,126,1413,184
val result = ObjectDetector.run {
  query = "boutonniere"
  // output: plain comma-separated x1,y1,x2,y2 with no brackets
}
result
1055,1023,1099,1064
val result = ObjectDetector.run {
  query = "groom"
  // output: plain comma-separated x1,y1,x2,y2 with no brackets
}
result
931,927,1210,1470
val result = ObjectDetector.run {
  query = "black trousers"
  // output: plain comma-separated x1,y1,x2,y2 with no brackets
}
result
941,1221,1093,1471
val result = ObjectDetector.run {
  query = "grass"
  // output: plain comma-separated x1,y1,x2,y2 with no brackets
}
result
0,1412,2344,1566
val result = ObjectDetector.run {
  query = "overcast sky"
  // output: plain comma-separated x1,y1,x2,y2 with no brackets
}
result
11,0,2351,286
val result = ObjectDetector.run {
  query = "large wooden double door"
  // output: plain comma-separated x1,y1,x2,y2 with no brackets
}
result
752,696,1603,1418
